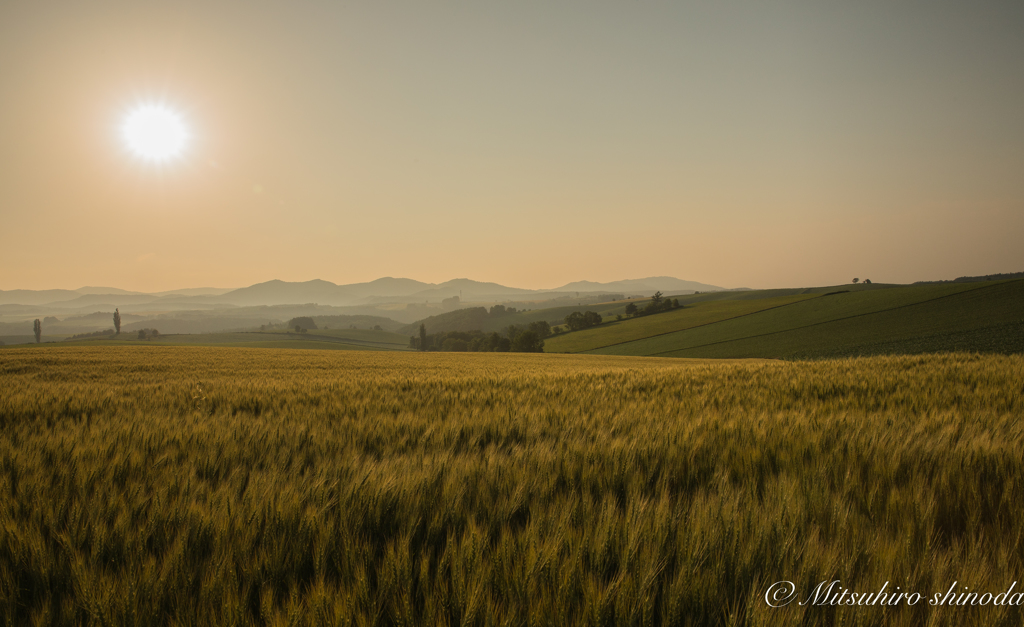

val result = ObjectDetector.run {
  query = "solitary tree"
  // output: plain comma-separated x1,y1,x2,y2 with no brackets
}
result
853,278,860,284
113,308,121,334
419,323,427,352
33,319,42,343
625,302,638,317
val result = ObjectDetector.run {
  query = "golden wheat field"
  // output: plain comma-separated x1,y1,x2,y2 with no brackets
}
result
0,346,1022,626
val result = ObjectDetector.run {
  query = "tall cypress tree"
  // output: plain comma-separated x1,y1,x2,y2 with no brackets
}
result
113,308,121,335
33,319,41,343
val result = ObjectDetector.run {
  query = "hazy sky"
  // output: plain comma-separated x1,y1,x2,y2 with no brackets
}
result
2,1,1022,292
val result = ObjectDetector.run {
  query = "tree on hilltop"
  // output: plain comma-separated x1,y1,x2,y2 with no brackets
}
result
564,311,603,332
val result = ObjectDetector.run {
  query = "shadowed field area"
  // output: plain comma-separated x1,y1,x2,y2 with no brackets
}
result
0,347,1022,626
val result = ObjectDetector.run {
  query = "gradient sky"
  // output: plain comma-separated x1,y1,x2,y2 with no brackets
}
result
2,1,1022,292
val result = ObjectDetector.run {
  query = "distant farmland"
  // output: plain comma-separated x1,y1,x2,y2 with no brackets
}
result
546,279,1024,359
10,279,1021,360
1,347,1021,626
45,327,414,352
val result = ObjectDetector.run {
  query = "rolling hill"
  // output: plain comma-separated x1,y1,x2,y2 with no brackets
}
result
7,276,1020,357
0,276,722,309
399,299,637,335
543,279,1024,359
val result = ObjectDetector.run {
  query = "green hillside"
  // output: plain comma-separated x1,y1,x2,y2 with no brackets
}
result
544,293,818,353
672,281,897,305
578,280,1024,359
401,300,635,335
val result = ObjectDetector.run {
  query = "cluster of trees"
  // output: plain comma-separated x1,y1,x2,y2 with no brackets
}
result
276,317,385,333
488,304,523,316
288,317,318,331
563,311,603,331
624,292,680,318
411,320,550,353
852,278,872,284
136,329,160,340
67,329,116,341
401,304,535,337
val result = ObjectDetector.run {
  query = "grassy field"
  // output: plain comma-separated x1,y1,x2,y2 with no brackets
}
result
1,347,1022,626
42,328,413,352
544,294,817,354
547,280,1024,359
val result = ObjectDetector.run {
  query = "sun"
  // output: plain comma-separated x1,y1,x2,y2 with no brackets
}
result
121,104,189,162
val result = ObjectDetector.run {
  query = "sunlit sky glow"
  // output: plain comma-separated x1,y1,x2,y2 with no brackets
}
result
0,1,1022,292
121,104,189,163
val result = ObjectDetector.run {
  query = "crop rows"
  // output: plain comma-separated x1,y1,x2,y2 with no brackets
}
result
1,347,1022,626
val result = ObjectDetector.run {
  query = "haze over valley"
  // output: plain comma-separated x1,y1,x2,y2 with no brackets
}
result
3,3,1024,624
0,275,727,341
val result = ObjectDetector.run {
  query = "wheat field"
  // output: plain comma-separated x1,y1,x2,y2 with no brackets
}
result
1,347,1021,626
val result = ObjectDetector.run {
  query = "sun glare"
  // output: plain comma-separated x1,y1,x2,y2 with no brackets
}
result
121,104,189,162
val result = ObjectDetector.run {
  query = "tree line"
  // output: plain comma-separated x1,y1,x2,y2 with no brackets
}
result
27,308,158,344
412,320,550,353
624,292,680,318
563,310,603,331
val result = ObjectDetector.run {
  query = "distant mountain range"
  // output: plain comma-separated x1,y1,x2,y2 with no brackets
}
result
0,277,728,309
